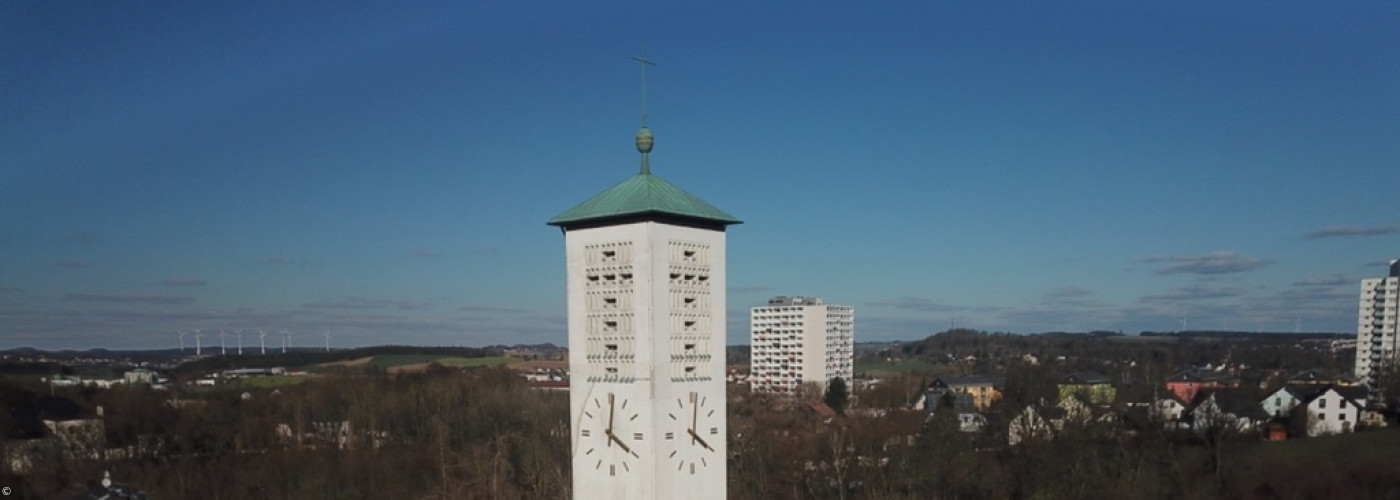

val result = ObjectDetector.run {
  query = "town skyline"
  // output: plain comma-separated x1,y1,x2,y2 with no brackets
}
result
4,2,1399,349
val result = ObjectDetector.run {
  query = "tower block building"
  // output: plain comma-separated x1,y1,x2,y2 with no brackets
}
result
1355,259,1400,384
549,121,739,498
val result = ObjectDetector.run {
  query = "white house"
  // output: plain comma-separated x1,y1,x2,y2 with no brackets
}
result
1008,406,1053,445
1298,387,1365,436
1260,386,1305,419
1189,391,1257,434
1150,396,1187,428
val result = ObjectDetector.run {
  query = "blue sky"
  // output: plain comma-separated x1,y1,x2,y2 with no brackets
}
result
3,2,1398,350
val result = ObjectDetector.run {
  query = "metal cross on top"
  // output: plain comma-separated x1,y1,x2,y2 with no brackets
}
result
631,49,655,128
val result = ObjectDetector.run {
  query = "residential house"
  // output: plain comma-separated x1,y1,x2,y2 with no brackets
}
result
1260,385,1308,419
1189,388,1261,434
1287,369,1362,387
925,375,1001,412
1058,371,1115,405
1150,395,1188,428
123,368,158,385
1166,368,1236,403
1007,405,1053,445
1295,386,1365,437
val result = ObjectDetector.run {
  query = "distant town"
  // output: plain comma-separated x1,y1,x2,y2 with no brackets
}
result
5,287,1397,499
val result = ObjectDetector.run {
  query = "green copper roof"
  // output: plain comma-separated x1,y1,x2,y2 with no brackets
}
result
548,172,741,227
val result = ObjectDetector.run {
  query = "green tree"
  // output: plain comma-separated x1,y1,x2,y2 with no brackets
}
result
824,377,849,415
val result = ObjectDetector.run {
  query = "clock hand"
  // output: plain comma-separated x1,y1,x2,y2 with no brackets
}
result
606,429,634,454
607,393,615,447
687,428,714,451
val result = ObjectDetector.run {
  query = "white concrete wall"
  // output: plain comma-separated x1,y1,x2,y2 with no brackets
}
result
565,221,727,500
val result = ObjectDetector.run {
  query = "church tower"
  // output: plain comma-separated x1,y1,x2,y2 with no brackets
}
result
548,57,738,499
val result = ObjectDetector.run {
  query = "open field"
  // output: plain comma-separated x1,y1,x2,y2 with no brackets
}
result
367,354,521,368
433,356,520,368
855,358,943,377
235,375,309,388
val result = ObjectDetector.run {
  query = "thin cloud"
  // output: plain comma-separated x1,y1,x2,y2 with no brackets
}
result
868,296,1000,313
304,296,427,311
65,292,195,304
259,256,310,266
1304,225,1399,240
1044,286,1093,298
1141,251,1272,275
1292,275,1350,287
65,231,95,245
55,260,91,269
730,285,775,294
458,305,530,314
1140,285,1245,302
159,277,207,287
0,286,19,294
413,249,444,260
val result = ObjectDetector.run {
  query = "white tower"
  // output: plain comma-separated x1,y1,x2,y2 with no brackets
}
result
1355,259,1400,384
548,56,739,500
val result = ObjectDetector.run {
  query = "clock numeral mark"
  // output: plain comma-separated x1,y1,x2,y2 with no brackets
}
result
668,413,677,421
610,465,616,477
630,450,639,458
690,463,696,475
707,409,715,418
596,459,603,470
701,396,707,406
581,429,590,437
669,450,678,458
630,413,639,421
633,432,643,440
623,462,630,472
710,427,718,435
676,461,684,471
702,457,708,467
677,398,684,409
584,411,593,419
586,448,594,455
621,399,628,410
665,432,674,440
594,398,601,409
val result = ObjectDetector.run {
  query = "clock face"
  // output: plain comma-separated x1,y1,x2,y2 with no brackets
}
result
579,392,643,477
663,391,720,475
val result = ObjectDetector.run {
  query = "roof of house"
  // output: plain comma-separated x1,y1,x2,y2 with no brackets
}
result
1299,385,1368,410
1192,388,1265,417
1062,371,1110,385
807,401,838,419
930,375,1002,389
1169,368,1235,384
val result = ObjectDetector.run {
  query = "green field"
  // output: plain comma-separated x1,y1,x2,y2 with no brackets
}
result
235,375,308,388
432,356,521,367
855,358,943,377
367,354,521,368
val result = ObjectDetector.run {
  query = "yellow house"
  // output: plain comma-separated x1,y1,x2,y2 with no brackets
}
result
927,375,1002,411
1058,371,1115,405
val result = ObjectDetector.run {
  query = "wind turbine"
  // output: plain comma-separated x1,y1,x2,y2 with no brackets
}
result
282,330,292,354
323,330,331,352
236,329,244,355
258,329,267,355
177,330,187,352
193,329,204,356
219,330,228,356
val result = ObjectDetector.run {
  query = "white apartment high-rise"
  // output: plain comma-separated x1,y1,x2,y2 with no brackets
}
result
749,296,854,395
1355,259,1400,384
